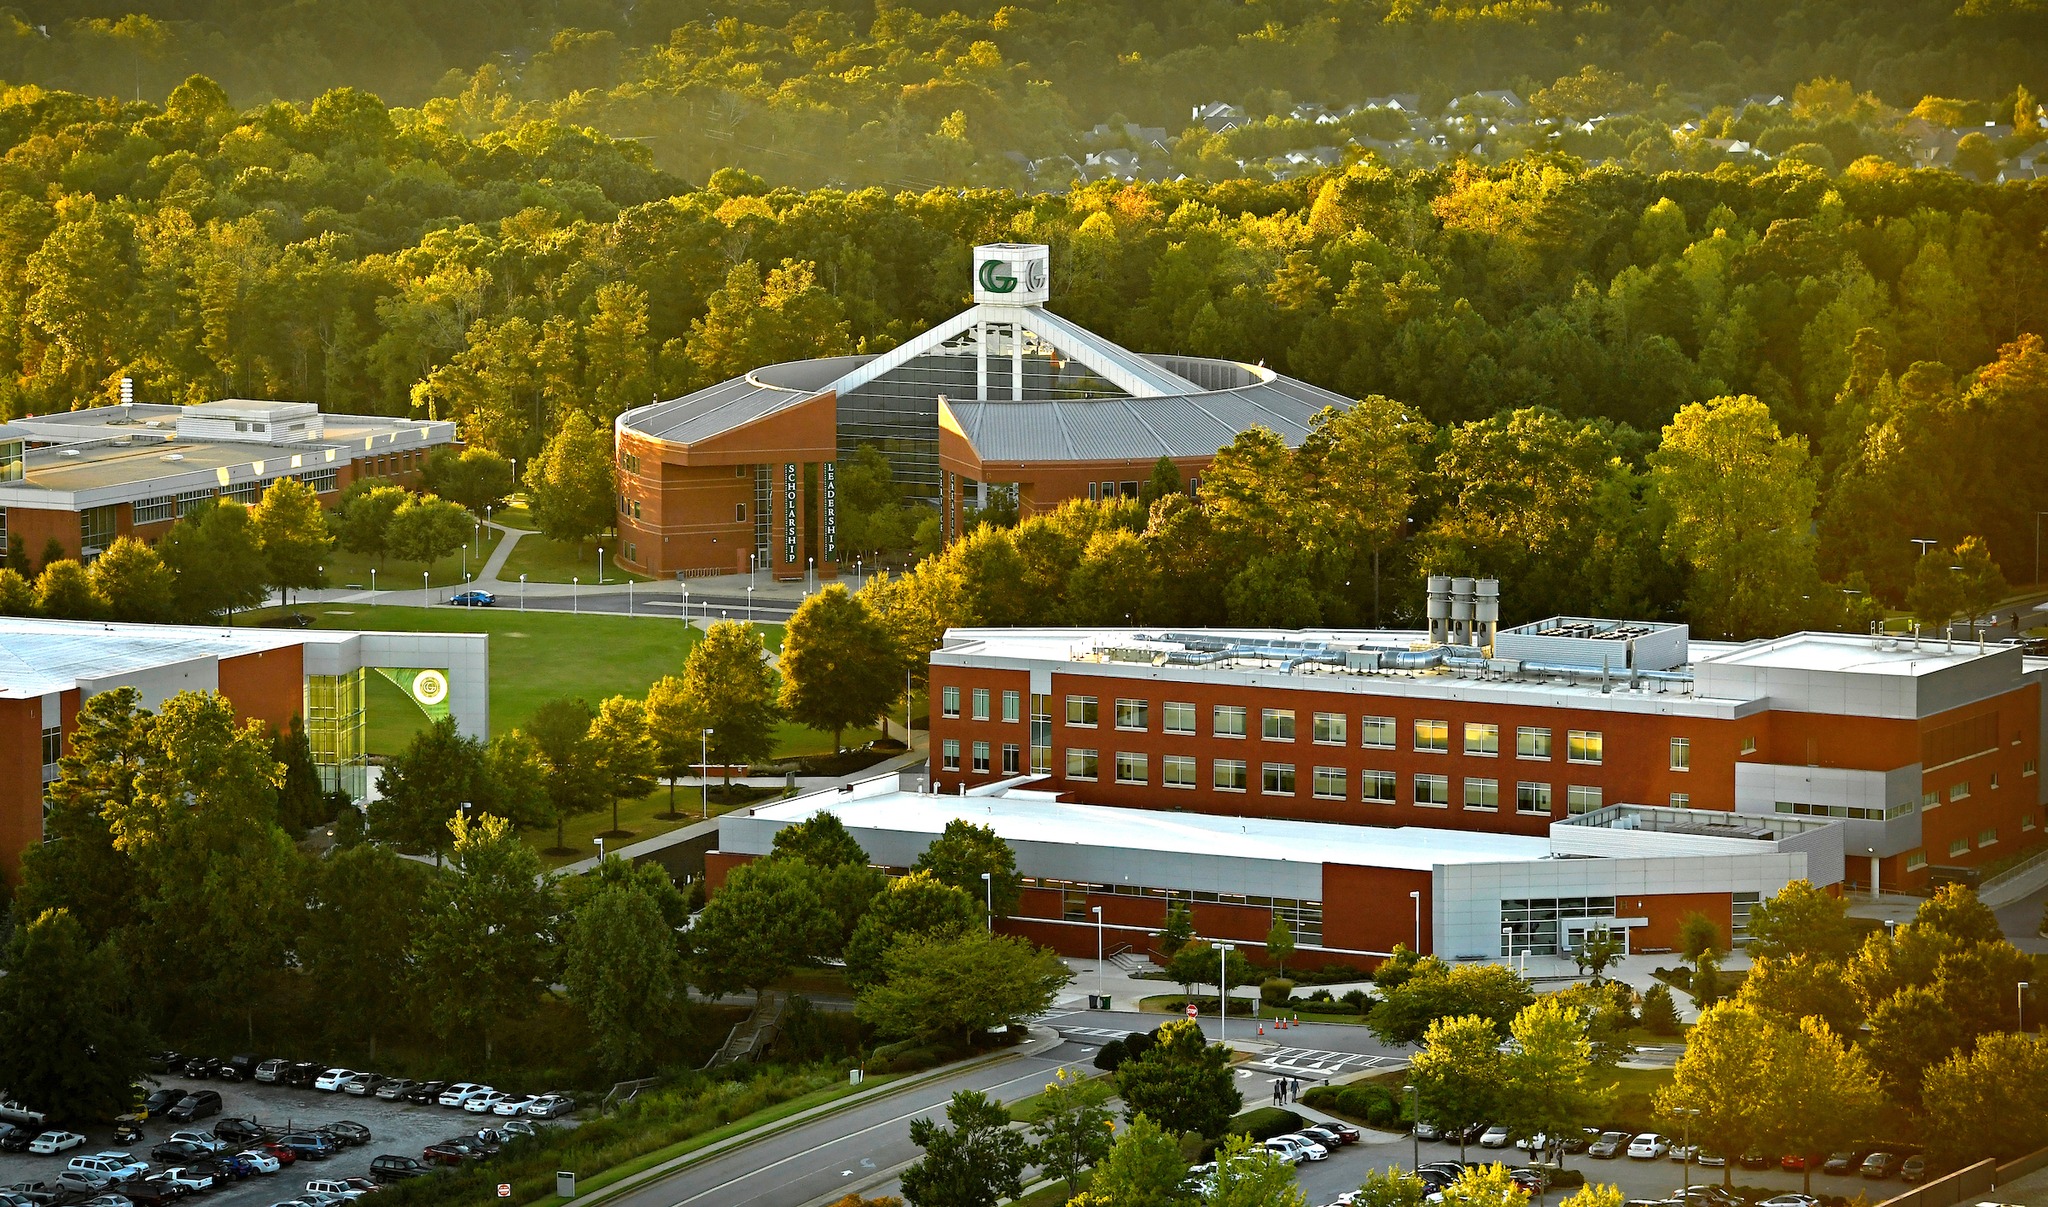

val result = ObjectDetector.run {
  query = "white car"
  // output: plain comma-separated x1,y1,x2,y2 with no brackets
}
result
525,1093,574,1119
1274,1133,1329,1161
1759,1197,1820,1207
463,1091,510,1114
1479,1125,1512,1148
30,1130,86,1154
167,1131,225,1154
312,1068,357,1092
1627,1133,1670,1160
238,1149,282,1174
161,1167,216,1192
493,1096,537,1117
1262,1137,1308,1165
437,1082,487,1108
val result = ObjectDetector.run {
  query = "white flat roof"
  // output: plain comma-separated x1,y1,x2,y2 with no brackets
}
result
1699,630,1995,675
744,786,1553,872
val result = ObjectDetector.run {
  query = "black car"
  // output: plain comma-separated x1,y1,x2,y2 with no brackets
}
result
217,1055,260,1083
141,1089,184,1118
179,1057,220,1080
284,1062,322,1088
322,1121,372,1147
118,1178,183,1207
165,1091,221,1122
0,1124,32,1153
146,1052,184,1074
212,1118,266,1145
404,1081,448,1106
369,1155,430,1183
151,1140,213,1164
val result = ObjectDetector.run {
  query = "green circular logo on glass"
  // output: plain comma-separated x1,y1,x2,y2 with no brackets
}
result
978,258,1018,293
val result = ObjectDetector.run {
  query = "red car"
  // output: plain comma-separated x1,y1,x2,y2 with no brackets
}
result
1782,1154,1820,1171
423,1138,487,1166
263,1142,298,1166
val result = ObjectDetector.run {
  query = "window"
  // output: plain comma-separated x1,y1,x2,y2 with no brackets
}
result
1066,696,1098,727
1313,767,1346,799
1566,785,1603,814
1776,800,1916,822
972,688,990,721
1214,759,1248,791
1115,698,1149,731
0,437,21,483
1517,727,1552,759
1213,705,1247,738
972,741,991,773
298,468,336,493
941,686,960,718
1361,715,1397,749
1414,773,1449,807
41,724,61,781
1313,713,1346,745
1671,793,1690,808
1517,782,1553,815
1065,748,1099,781
1670,737,1691,771
133,494,177,524
1362,770,1398,804
1263,763,1297,795
1116,753,1148,785
1030,694,1052,773
1501,896,1617,957
1163,754,1197,788
735,503,747,522
1730,891,1761,944
2027,812,2039,832
1950,838,1971,857
1000,744,1020,774
1905,850,1927,871
941,739,960,771
1950,781,1971,802
1163,701,1197,735
1262,709,1295,741
1567,730,1604,765
2027,760,2038,777
1465,722,1499,756
1002,690,1020,723
1414,719,1448,753
1923,790,1940,810
1464,778,1499,810
1978,827,1999,848
1741,736,1757,754
621,451,641,474
79,504,117,554
1991,773,2001,791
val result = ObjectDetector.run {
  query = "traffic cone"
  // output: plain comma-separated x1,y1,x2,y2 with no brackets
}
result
1258,1022,1265,1036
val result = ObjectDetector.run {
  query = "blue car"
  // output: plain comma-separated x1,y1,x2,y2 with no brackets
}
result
449,590,497,607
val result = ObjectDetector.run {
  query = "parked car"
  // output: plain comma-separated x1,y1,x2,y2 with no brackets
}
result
1758,1196,1820,1207
1261,1137,1308,1166
321,1122,371,1148
1672,1185,1741,1207
404,1082,448,1106
157,1167,214,1193
167,1132,224,1155
1506,1167,1549,1194
254,1060,290,1085
304,1178,367,1200
1823,1151,1864,1175
118,1178,182,1207
79,1196,134,1207
312,1069,357,1093
146,1053,184,1074
219,1055,261,1083
262,1143,297,1166
374,1080,419,1103
421,1139,484,1166
56,1172,120,1196
1299,1125,1347,1150
1275,1134,1329,1161
368,1156,429,1184
524,1094,574,1119
449,590,497,608
284,1063,323,1088
1695,1150,1728,1168
238,1150,282,1175
1901,1155,1928,1184
1412,1121,1441,1141
164,1092,220,1123
1589,1132,1629,1159
1781,1154,1818,1171
436,1083,487,1109
341,1074,385,1098
179,1057,221,1080
0,1125,33,1153
1739,1150,1774,1170
497,1120,537,1139
149,1141,211,1164
215,1119,267,1145
28,1132,85,1155
1316,1121,1360,1145
492,1096,536,1117
1861,1152,1898,1180
275,1134,337,1162
1479,1126,1512,1148
1628,1134,1670,1160
463,1091,510,1115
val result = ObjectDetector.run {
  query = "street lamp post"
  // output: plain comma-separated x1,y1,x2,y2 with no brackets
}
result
700,728,714,819
519,574,526,611
981,871,994,933
573,577,579,614
597,546,605,586
370,567,376,607
2022,981,2031,1033
1218,942,1236,1044
1405,1084,1419,1169
807,556,815,594
682,583,690,623
422,569,429,603
1410,889,1422,953
593,836,606,862
1093,905,1104,1002
746,585,754,625
750,552,757,589
1912,537,1938,559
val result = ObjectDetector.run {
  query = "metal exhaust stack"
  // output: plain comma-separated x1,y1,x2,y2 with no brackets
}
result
1450,576,1475,647
1426,575,1451,645
1475,578,1499,651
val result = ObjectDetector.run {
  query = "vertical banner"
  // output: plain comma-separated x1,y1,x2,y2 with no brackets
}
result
783,462,799,565
822,461,838,564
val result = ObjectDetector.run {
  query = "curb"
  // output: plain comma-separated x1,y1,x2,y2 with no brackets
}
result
550,1028,1061,1207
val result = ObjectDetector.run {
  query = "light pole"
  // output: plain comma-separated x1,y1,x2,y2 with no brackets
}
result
519,574,526,611
370,567,376,607
981,871,994,933
1093,905,1104,1002
807,556,815,594
750,552,757,589
1502,923,1513,965
682,583,690,623
1405,1083,1419,1168
746,585,754,625
597,546,605,586
422,569,428,604
2022,981,2031,1033
905,667,913,750
1218,941,1236,1043
1410,889,1422,953
593,836,606,862
700,728,714,819
1671,1106,1697,1192
1912,537,1938,559
573,576,579,613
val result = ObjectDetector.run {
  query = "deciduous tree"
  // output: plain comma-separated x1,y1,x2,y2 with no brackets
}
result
34,558,104,618
1206,1133,1309,1207
0,909,150,1125
1114,1018,1240,1139
159,499,269,621
1500,996,1606,1165
526,408,615,551
386,493,473,570
588,693,657,837
370,716,494,858
1743,880,1859,960
844,871,979,989
1410,1014,1504,1161
900,1090,1032,1207
1066,1113,1187,1207
300,843,433,1060
526,696,607,853
1921,1031,2048,1168
250,476,332,604
411,811,556,1064
1657,1002,1775,1185
1029,1067,1115,1196
563,876,683,1077
855,929,1071,1044
779,584,900,752
90,536,175,623
677,620,782,798
912,819,1021,920
688,857,840,998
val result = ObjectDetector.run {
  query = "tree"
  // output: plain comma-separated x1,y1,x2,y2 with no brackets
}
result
1951,536,2008,637
688,857,840,997
1743,881,1858,961
1029,1067,1115,1196
1735,954,1864,1037
844,871,979,989
158,499,269,621
300,844,433,1060
527,697,607,852
1640,984,1682,1036
1656,1002,1775,1185
1114,1018,1241,1138
0,567,32,615
640,674,696,817
1439,1163,1529,1207
588,694,657,837
411,811,556,1064
1573,925,1626,982
1156,906,1195,958
1921,1031,2048,1168
678,620,782,799
563,877,683,1077
331,482,409,563
0,909,150,1124
1649,396,1819,639
913,820,1021,920
14,688,149,942
1690,951,1726,1010
1139,456,1183,506
370,716,494,857
684,258,853,388
1368,958,1535,1045
855,929,1071,1044
778,585,900,752
585,281,655,423
774,810,871,868
1066,1113,1188,1207
386,493,473,570
250,476,332,604
526,409,615,551
1206,1133,1309,1207
422,445,515,514
1411,1014,1503,1160
1913,882,2005,945
34,558,104,618
900,1090,1032,1207
1764,1016,1881,1193
1265,914,1296,975
271,714,328,831
1500,996,1606,1166
1348,1169,1433,1207
1675,912,1724,969
90,536,175,623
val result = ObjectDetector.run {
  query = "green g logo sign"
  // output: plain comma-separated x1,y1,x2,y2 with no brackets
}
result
978,258,1017,293
411,669,449,708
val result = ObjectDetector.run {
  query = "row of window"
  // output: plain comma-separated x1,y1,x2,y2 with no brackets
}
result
939,740,1023,775
940,686,1024,723
1053,747,1604,812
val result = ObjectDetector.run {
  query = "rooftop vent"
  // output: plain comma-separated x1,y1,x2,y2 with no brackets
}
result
160,453,184,462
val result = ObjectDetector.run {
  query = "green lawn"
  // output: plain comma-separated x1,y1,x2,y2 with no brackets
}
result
530,783,748,864
320,524,506,593
500,529,650,583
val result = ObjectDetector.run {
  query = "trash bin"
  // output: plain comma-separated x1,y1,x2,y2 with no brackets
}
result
1088,993,1112,1010
556,1171,576,1198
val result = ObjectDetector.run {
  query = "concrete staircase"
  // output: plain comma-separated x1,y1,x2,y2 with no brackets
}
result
705,991,788,1069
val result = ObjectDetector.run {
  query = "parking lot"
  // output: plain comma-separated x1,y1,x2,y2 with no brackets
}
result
0,1074,542,1206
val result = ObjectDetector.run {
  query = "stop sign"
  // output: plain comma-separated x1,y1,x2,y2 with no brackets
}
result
1185,1003,1198,1019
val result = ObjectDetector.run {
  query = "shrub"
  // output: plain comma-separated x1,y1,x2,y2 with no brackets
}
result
1302,1083,1403,1128
1340,989,1371,1012
1260,978,1295,1006
1226,1106,1304,1141
1093,1038,1127,1071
